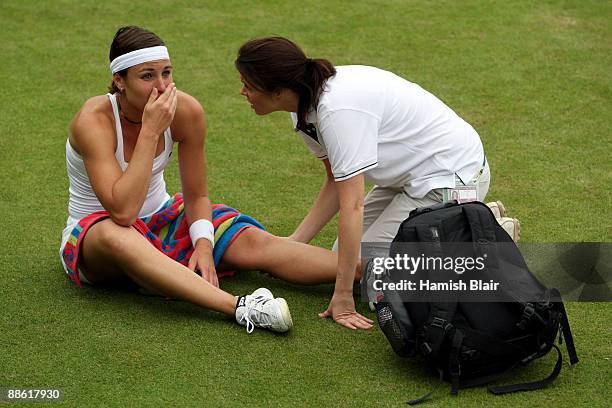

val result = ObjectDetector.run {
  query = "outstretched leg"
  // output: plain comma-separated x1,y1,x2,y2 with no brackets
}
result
79,219,237,315
219,228,361,285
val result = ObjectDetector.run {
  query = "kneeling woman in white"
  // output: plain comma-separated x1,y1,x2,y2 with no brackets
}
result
235,37,489,330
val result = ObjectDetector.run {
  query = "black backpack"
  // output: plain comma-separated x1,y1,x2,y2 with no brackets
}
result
372,201,578,404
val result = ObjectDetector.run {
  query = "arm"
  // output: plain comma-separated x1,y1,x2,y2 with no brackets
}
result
289,159,339,243
76,86,177,226
174,93,217,286
318,174,373,330
335,174,364,294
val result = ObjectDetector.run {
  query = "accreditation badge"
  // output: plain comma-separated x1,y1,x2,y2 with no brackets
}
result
442,175,479,203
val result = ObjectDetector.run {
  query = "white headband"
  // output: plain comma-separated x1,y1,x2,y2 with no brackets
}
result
110,46,170,74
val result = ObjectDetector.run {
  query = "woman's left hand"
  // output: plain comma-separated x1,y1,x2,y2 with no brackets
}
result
188,239,218,287
319,291,373,330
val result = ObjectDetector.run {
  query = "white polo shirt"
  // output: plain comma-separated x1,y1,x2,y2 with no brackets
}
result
292,65,484,198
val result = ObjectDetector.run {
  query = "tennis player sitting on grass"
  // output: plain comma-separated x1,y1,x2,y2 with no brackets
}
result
59,26,369,334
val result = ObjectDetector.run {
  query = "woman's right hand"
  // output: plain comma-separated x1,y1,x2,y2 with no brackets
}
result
319,290,373,330
141,83,178,137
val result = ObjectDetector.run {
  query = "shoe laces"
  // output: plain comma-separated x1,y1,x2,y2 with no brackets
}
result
240,295,269,334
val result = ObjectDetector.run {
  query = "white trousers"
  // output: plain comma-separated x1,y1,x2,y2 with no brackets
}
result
332,162,490,250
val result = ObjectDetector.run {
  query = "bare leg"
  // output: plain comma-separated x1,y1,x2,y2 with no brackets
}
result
79,219,236,315
219,228,361,285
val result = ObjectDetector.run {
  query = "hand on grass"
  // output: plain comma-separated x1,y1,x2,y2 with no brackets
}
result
319,291,373,330
188,239,218,288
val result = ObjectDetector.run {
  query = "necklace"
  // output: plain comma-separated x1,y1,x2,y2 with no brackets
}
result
117,99,142,125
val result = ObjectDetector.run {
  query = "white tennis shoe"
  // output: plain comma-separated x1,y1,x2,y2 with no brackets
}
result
235,288,293,333
486,200,507,219
498,217,521,243
485,201,520,242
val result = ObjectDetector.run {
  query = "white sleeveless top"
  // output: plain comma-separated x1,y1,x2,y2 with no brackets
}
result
63,93,173,227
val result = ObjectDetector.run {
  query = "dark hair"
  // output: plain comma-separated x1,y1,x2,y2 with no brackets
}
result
235,36,336,131
108,26,165,93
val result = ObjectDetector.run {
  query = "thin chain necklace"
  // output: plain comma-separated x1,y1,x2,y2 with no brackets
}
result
117,97,142,125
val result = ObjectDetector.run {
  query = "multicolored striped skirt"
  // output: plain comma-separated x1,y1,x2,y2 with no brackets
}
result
60,193,264,287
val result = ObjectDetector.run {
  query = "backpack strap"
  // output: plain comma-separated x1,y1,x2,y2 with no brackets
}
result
445,326,530,391
551,288,579,365
449,329,465,395
488,289,579,395
415,225,459,359
422,302,457,358
488,345,563,395
487,290,578,395
407,371,444,406
462,204,497,243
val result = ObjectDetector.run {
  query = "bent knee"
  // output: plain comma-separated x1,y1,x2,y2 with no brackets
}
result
223,228,278,268
240,228,277,252
89,219,140,257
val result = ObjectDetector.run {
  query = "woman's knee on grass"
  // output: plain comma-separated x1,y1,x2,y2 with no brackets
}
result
222,228,281,270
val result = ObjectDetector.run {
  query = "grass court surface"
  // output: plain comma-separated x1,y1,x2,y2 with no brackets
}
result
1,1,610,406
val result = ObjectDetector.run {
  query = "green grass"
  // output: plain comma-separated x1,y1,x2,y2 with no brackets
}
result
1,0,610,406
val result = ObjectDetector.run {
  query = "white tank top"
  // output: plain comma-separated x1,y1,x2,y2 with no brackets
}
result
64,93,172,223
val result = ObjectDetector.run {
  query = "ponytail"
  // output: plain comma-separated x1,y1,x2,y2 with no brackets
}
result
297,58,336,131
235,37,336,130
